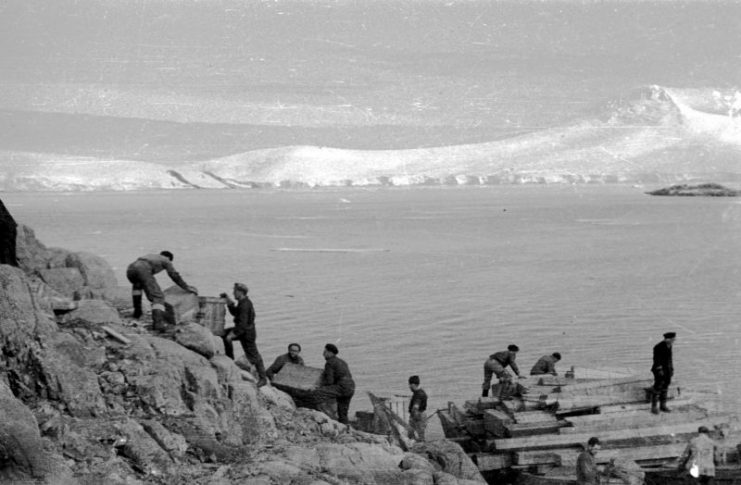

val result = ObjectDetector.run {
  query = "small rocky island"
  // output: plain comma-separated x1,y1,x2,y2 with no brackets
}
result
646,183,741,196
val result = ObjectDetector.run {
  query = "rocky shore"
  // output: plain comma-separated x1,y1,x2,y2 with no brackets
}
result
0,220,485,484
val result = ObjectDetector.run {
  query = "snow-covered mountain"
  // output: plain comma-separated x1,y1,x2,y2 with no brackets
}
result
3,86,741,191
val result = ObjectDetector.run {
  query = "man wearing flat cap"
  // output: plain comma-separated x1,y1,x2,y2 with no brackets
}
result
313,343,355,425
651,332,676,414
221,282,267,387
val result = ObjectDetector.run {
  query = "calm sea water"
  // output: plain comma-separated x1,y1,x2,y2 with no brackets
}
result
5,186,741,434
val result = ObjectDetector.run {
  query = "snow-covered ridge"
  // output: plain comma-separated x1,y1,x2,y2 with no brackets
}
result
3,85,741,191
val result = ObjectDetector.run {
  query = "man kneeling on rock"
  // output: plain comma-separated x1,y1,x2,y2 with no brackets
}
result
220,282,267,387
313,343,355,425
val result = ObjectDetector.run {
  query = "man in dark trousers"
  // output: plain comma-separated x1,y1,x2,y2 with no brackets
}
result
407,375,428,441
0,198,19,266
266,342,305,380
482,344,523,397
314,343,355,425
221,282,267,387
530,352,562,376
126,251,198,331
651,331,676,414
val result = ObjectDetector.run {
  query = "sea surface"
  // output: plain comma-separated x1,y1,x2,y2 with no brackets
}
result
5,185,741,436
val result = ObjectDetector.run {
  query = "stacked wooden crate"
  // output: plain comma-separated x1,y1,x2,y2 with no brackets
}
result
439,372,736,479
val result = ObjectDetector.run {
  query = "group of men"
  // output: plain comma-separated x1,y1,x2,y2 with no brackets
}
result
575,332,717,485
124,251,360,425
577,425,718,485
482,331,676,417
481,345,562,397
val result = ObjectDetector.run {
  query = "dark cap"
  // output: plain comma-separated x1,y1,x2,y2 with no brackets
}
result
663,332,677,339
698,426,710,434
160,250,174,261
552,352,562,360
508,344,520,352
587,437,600,446
408,375,420,385
234,282,248,293
324,343,339,355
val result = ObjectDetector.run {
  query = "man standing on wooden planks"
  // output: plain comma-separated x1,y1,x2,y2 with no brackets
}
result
482,344,523,397
651,331,676,415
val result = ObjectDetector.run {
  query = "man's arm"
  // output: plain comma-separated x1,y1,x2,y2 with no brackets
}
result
322,360,336,386
265,355,285,380
231,300,252,338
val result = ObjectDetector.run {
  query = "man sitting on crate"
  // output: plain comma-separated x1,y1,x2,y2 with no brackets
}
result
530,352,562,376
266,343,305,380
126,251,198,331
220,283,268,387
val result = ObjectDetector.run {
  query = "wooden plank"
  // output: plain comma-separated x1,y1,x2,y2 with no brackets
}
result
492,415,732,451
554,443,687,467
102,326,131,345
483,409,513,437
560,409,709,434
553,377,654,398
506,421,563,437
596,390,686,413
464,397,500,414
471,452,512,471
536,376,575,387
552,392,649,413
514,411,560,424
514,450,568,466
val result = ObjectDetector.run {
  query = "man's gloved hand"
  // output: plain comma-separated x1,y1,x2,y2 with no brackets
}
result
187,286,198,295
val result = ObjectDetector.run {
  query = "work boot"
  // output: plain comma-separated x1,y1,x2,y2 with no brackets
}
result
256,377,268,388
132,295,143,319
659,391,671,413
151,309,166,333
650,391,660,415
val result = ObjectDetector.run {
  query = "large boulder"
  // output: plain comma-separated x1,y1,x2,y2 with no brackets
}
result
410,440,486,484
0,381,74,484
16,224,50,273
33,331,108,417
37,267,86,297
64,251,117,292
0,266,57,397
174,322,218,359
63,299,122,325
113,335,270,451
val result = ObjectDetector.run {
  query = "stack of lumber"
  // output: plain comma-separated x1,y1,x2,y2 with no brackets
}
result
436,372,736,479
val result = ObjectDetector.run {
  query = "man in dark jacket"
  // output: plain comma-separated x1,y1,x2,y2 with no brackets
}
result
651,331,676,414
0,198,19,266
530,352,562,376
408,375,428,441
482,344,523,397
314,343,355,425
126,251,197,331
266,343,305,380
221,282,267,387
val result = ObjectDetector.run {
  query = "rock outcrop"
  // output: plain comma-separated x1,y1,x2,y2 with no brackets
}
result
0,215,486,484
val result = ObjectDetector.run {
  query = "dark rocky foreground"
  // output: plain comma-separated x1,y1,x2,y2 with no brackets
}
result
646,183,741,196
0,219,485,484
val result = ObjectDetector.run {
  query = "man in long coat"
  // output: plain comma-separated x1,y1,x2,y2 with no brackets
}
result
651,331,676,414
